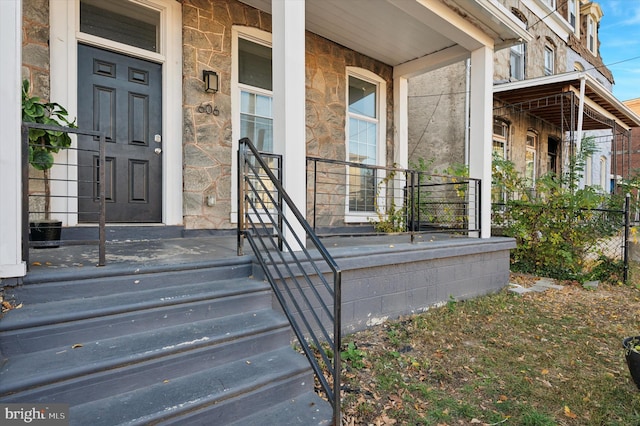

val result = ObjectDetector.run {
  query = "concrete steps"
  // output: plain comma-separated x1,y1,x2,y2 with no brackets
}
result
0,259,332,425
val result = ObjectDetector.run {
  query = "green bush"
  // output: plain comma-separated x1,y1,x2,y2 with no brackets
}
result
492,137,628,282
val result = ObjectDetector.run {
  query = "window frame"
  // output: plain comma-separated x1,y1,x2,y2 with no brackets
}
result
344,67,387,222
230,26,273,223
510,43,525,81
587,15,596,54
525,131,537,187
492,119,508,159
567,0,577,29
544,45,555,76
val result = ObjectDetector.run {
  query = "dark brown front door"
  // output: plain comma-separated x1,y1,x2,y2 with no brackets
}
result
77,44,162,223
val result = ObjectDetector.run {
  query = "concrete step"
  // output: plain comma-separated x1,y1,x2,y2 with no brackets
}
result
69,347,314,426
0,258,333,425
0,276,269,332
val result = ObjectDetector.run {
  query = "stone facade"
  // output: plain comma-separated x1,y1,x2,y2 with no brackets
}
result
182,0,394,230
22,0,394,230
22,0,51,215
408,62,467,173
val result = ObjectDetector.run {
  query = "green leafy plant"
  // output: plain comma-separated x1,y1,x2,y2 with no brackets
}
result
341,341,366,370
22,79,76,220
491,136,627,282
371,167,407,233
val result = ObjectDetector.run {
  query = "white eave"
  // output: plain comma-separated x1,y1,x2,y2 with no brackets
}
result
239,0,532,67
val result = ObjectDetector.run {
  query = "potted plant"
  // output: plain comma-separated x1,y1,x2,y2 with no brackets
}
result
21,79,76,247
623,336,640,389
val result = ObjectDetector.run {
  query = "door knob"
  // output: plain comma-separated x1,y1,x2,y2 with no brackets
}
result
154,148,162,155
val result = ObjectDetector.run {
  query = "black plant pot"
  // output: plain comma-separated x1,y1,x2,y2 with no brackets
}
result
623,336,640,390
29,220,62,249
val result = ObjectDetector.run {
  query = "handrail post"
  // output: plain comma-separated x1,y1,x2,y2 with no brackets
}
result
277,155,284,252
409,171,415,243
21,125,30,268
624,192,630,284
333,270,342,426
98,134,106,266
312,158,317,232
237,141,246,256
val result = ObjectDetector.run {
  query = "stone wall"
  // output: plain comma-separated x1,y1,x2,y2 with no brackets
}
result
407,62,467,173
182,0,394,230
22,0,51,214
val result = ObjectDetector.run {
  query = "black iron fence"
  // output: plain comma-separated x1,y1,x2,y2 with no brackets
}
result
22,122,106,266
237,138,342,425
492,194,630,283
307,157,481,241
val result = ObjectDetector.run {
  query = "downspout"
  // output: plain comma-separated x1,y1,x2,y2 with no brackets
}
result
465,58,471,165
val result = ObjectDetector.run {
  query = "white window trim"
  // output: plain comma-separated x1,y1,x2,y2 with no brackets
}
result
587,15,597,54
544,45,555,76
526,131,537,186
493,120,508,159
345,67,387,223
510,43,525,81
50,0,183,226
230,26,273,223
567,0,577,32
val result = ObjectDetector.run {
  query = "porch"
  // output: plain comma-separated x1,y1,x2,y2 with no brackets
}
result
24,227,514,335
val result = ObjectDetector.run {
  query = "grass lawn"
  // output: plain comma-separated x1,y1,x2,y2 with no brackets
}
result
338,275,640,425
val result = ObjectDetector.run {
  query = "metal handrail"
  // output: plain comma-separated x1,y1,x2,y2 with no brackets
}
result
306,156,482,240
22,122,106,266
237,138,342,425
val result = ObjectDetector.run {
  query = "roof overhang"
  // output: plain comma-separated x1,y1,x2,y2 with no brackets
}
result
238,0,531,68
493,72,640,131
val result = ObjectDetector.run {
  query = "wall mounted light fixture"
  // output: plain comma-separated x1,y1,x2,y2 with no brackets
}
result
203,70,219,93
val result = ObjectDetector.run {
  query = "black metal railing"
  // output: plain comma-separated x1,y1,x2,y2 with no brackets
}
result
307,157,481,241
237,138,342,425
22,122,106,266
492,193,630,283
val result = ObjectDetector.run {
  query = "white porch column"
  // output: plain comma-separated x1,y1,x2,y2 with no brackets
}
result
272,0,306,250
393,76,409,204
469,46,493,238
0,0,27,278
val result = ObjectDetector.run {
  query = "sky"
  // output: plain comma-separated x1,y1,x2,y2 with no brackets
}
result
597,0,640,101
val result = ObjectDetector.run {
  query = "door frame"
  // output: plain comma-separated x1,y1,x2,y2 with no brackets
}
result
49,0,182,226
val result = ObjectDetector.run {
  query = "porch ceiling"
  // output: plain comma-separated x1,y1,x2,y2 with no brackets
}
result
493,73,640,131
238,0,529,67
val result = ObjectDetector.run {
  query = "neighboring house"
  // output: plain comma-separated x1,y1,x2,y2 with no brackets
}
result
408,0,640,196
0,0,530,279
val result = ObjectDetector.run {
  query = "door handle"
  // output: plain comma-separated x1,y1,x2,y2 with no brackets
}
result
154,148,162,155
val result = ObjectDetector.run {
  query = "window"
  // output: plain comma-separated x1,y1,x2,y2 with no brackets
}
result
568,0,576,28
492,120,509,203
585,155,592,186
493,120,508,159
587,16,596,54
80,0,160,52
510,43,525,81
239,38,273,152
547,137,558,175
600,156,607,190
346,69,386,216
525,132,537,187
544,45,555,76
574,61,585,72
